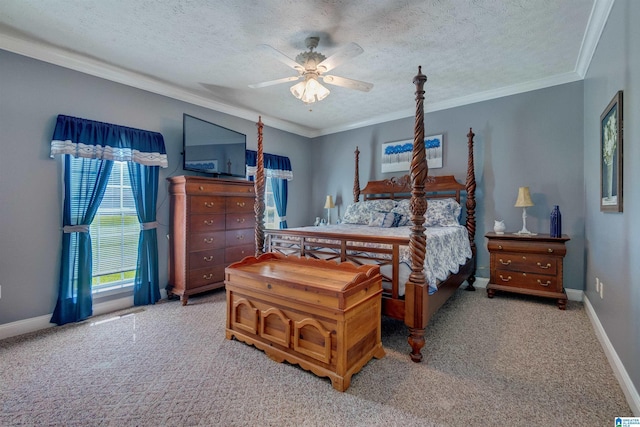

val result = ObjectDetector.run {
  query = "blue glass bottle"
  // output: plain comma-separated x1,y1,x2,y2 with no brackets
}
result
550,205,562,238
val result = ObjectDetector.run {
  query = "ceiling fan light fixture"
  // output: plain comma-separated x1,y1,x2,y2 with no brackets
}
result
290,75,330,104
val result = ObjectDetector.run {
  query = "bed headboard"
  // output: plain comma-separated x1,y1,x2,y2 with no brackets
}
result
358,174,466,202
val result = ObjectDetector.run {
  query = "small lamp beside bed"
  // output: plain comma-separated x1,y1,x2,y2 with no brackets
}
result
514,186,536,235
324,195,335,224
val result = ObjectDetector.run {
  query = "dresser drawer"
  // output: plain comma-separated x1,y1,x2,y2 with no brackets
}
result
189,214,225,233
226,197,253,213
492,253,557,275
189,265,225,287
186,181,255,195
493,269,561,293
488,239,566,256
226,212,255,230
189,248,225,270
189,231,226,251
189,196,226,214
225,244,255,263
226,228,254,247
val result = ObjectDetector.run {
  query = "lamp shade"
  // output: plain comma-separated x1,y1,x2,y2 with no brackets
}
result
324,195,335,209
290,76,330,104
514,186,534,207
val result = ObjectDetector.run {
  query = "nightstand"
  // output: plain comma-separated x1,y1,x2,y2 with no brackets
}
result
485,232,570,309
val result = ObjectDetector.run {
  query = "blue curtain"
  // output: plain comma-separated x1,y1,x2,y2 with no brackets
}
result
246,150,292,229
51,156,113,325
50,115,167,325
127,161,161,306
270,177,288,229
245,150,256,182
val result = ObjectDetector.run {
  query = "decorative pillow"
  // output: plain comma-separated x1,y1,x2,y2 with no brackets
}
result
368,211,405,228
390,199,411,217
424,198,462,227
342,200,397,224
390,198,461,227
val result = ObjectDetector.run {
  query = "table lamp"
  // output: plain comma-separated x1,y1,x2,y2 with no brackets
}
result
324,195,335,225
514,186,536,235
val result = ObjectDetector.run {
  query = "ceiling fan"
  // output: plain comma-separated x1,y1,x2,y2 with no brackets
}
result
249,36,373,104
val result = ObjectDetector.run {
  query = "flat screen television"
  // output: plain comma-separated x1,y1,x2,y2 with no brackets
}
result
182,114,247,178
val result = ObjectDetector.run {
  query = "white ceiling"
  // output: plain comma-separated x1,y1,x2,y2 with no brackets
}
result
0,0,611,138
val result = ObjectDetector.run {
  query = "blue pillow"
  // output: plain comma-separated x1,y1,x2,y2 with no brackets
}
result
368,211,405,228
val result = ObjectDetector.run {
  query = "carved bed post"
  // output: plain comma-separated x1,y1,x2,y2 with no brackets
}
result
405,66,429,363
353,146,360,203
254,117,265,256
465,128,477,290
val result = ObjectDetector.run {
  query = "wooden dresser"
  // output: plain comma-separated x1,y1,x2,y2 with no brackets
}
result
167,176,255,305
486,232,570,309
225,253,385,391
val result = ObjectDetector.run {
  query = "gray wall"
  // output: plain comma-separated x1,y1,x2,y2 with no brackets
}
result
1,1,638,401
0,50,311,325
583,0,640,398
310,82,585,289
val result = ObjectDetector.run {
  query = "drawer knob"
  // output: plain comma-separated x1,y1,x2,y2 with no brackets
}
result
204,220,214,225
203,256,214,262
537,262,552,269
237,235,245,240
204,238,214,244
203,273,213,280
199,186,204,191
547,248,554,253
499,259,511,266
537,279,551,287
237,201,245,207
237,218,245,223
204,202,215,208
498,245,503,250
499,275,512,282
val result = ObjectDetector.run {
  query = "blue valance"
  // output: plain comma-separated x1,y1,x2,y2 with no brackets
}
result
50,115,168,167
246,150,293,180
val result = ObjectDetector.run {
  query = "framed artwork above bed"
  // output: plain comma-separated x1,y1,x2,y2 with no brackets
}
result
381,134,443,173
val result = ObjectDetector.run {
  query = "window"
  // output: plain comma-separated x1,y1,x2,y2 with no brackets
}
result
70,159,139,294
264,179,280,229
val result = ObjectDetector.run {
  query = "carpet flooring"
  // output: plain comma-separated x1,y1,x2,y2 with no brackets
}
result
0,288,632,426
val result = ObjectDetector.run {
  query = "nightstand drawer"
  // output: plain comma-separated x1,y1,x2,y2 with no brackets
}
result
488,239,566,256
493,269,560,292
492,253,557,275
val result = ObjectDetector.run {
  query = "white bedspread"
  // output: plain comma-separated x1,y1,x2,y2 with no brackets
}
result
276,224,471,294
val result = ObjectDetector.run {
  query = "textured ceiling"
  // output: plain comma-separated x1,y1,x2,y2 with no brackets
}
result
0,0,606,137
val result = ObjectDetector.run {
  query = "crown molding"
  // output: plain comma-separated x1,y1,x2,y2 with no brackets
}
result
316,71,583,137
0,33,317,138
575,0,616,78
2,0,611,140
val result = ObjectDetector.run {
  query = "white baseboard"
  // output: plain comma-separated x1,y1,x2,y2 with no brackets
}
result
0,290,167,341
584,295,640,415
472,277,489,288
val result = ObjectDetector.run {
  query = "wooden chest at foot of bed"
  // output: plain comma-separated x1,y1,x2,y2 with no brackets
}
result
225,252,385,391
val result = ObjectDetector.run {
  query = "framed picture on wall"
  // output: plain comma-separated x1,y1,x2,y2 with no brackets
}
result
600,90,623,212
381,134,443,173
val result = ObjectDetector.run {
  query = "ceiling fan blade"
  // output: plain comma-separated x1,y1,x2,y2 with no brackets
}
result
249,76,301,89
316,42,364,73
321,75,373,92
259,44,304,72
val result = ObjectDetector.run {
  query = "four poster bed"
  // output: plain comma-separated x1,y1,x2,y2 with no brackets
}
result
252,67,477,362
